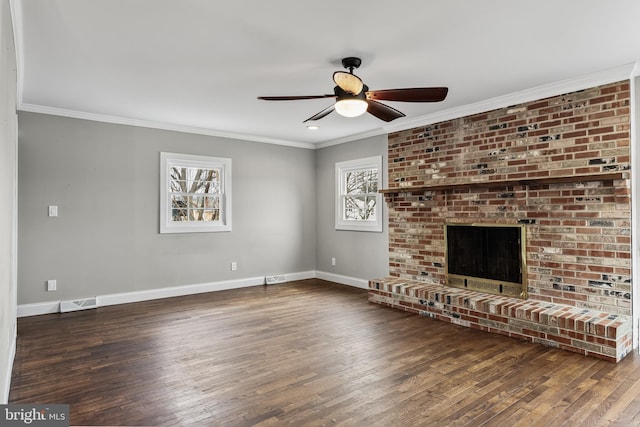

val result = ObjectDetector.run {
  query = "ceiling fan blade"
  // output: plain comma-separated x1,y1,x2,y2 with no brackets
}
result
366,100,406,122
258,95,335,101
303,104,335,122
366,87,448,102
333,71,364,95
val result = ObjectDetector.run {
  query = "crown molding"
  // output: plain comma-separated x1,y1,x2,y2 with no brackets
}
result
382,62,637,135
314,127,387,149
18,102,388,151
18,103,318,150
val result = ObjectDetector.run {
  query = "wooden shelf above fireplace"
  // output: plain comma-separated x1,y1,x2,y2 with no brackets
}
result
379,171,627,195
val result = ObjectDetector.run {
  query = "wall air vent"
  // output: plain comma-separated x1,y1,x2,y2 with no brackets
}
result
60,298,98,313
265,275,286,285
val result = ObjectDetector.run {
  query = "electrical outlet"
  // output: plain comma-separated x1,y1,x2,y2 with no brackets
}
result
231,261,237,271
47,279,57,291
331,257,336,266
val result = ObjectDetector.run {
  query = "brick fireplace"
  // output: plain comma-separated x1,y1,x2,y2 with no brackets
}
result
369,80,633,362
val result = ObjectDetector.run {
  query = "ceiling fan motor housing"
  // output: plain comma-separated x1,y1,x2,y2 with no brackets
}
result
334,84,367,101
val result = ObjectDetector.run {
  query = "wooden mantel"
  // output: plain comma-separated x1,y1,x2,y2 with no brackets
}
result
379,172,626,195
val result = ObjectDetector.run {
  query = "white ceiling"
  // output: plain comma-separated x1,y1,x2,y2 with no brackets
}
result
12,0,640,148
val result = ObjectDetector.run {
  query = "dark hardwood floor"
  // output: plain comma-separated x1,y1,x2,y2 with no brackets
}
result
9,279,640,426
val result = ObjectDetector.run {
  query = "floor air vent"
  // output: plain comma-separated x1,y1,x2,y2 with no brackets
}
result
60,298,98,313
265,275,286,285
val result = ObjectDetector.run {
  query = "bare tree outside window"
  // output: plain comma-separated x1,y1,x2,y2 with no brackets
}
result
169,167,221,222
343,169,378,220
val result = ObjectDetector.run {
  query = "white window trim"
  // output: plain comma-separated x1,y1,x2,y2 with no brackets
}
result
335,155,383,232
160,152,232,234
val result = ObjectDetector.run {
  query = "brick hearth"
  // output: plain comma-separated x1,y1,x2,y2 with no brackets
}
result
369,277,632,362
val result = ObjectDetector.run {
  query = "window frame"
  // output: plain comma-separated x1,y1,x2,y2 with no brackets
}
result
160,152,232,234
335,155,383,232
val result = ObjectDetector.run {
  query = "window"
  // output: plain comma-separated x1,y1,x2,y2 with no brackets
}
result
335,156,383,232
160,152,231,233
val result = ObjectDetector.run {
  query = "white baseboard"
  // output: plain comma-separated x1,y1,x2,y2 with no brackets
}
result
17,271,321,317
97,275,267,307
99,270,316,306
17,301,60,318
15,271,367,317
281,270,316,282
316,271,369,289
2,322,16,404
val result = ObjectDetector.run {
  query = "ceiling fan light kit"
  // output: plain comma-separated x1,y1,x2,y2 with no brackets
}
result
334,99,368,117
258,57,448,123
334,84,369,118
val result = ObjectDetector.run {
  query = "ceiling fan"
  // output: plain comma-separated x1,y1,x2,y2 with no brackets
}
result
258,57,448,123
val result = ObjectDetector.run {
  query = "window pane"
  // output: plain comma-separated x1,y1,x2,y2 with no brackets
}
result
170,167,186,181
367,170,378,192
171,196,187,208
345,168,378,195
204,197,219,209
344,196,365,220
343,196,376,221
365,196,377,220
172,209,188,221
345,171,360,194
190,209,204,221
185,167,203,182
203,209,220,221
189,196,204,209
170,180,187,193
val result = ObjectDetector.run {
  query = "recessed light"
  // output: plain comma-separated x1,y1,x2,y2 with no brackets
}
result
306,125,319,130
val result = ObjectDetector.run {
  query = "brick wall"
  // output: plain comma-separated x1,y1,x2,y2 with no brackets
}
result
385,81,631,316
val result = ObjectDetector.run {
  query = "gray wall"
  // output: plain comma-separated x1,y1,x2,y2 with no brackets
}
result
315,135,389,280
18,112,317,304
0,0,17,403
17,112,392,305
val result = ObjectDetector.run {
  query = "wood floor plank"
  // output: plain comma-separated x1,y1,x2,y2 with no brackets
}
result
9,279,640,426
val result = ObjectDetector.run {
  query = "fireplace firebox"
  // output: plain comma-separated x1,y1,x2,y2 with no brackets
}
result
445,223,527,299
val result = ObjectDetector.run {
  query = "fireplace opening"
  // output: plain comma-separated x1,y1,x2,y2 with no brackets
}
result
445,223,527,299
